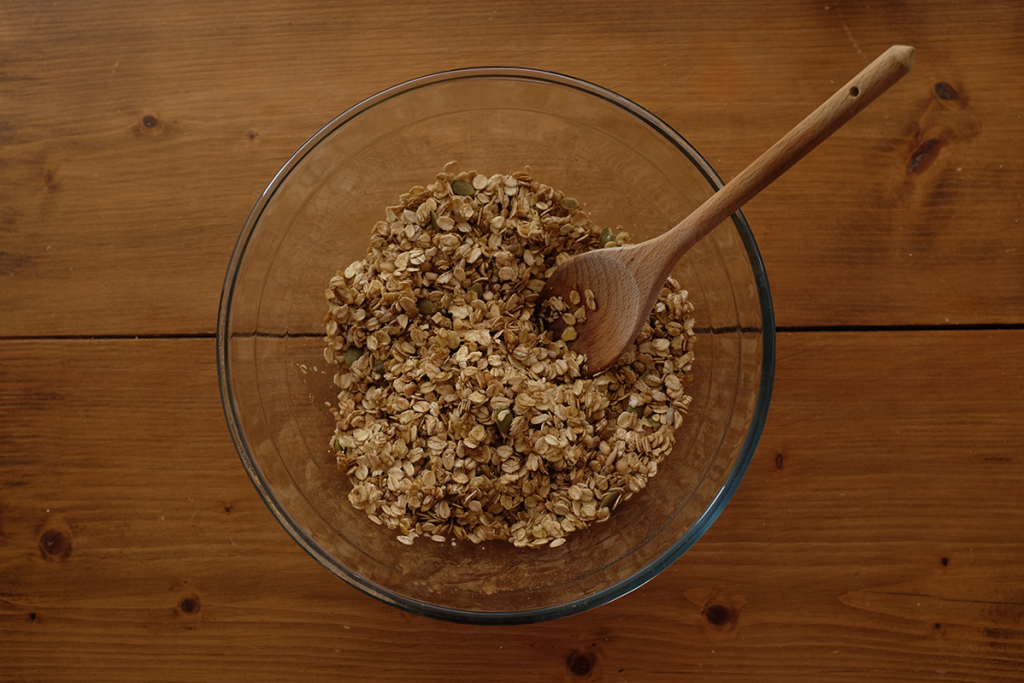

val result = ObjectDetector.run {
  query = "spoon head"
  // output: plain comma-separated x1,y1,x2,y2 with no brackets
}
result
539,250,644,375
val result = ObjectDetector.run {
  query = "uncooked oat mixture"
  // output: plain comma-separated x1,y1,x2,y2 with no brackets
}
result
323,166,695,548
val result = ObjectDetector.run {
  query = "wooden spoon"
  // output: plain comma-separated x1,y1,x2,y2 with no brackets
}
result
541,45,915,375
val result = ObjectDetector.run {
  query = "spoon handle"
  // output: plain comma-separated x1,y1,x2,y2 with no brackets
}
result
661,44,915,255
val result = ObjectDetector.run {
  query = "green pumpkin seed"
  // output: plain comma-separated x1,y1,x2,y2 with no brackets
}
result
599,490,620,509
451,179,476,196
417,298,436,316
559,196,579,210
600,226,614,248
344,346,364,366
495,409,514,436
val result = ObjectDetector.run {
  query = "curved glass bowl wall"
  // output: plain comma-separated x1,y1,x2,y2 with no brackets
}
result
218,68,775,624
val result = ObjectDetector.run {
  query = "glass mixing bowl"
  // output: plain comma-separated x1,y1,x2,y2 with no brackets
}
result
217,67,774,624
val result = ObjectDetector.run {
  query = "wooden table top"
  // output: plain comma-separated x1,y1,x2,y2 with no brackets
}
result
3,1,1022,680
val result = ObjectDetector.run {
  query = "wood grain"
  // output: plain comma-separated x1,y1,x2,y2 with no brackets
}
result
2,1,1022,681
1,331,1021,681
1,0,1022,336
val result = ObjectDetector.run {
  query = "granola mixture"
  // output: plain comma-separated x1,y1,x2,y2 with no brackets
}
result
323,167,695,548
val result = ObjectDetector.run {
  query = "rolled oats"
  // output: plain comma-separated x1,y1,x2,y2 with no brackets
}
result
324,167,695,548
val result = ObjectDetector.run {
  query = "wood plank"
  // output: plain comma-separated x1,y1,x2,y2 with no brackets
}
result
1,0,1022,336
1,331,1021,681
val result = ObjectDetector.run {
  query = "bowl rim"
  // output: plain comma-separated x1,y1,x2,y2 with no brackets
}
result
217,66,775,625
